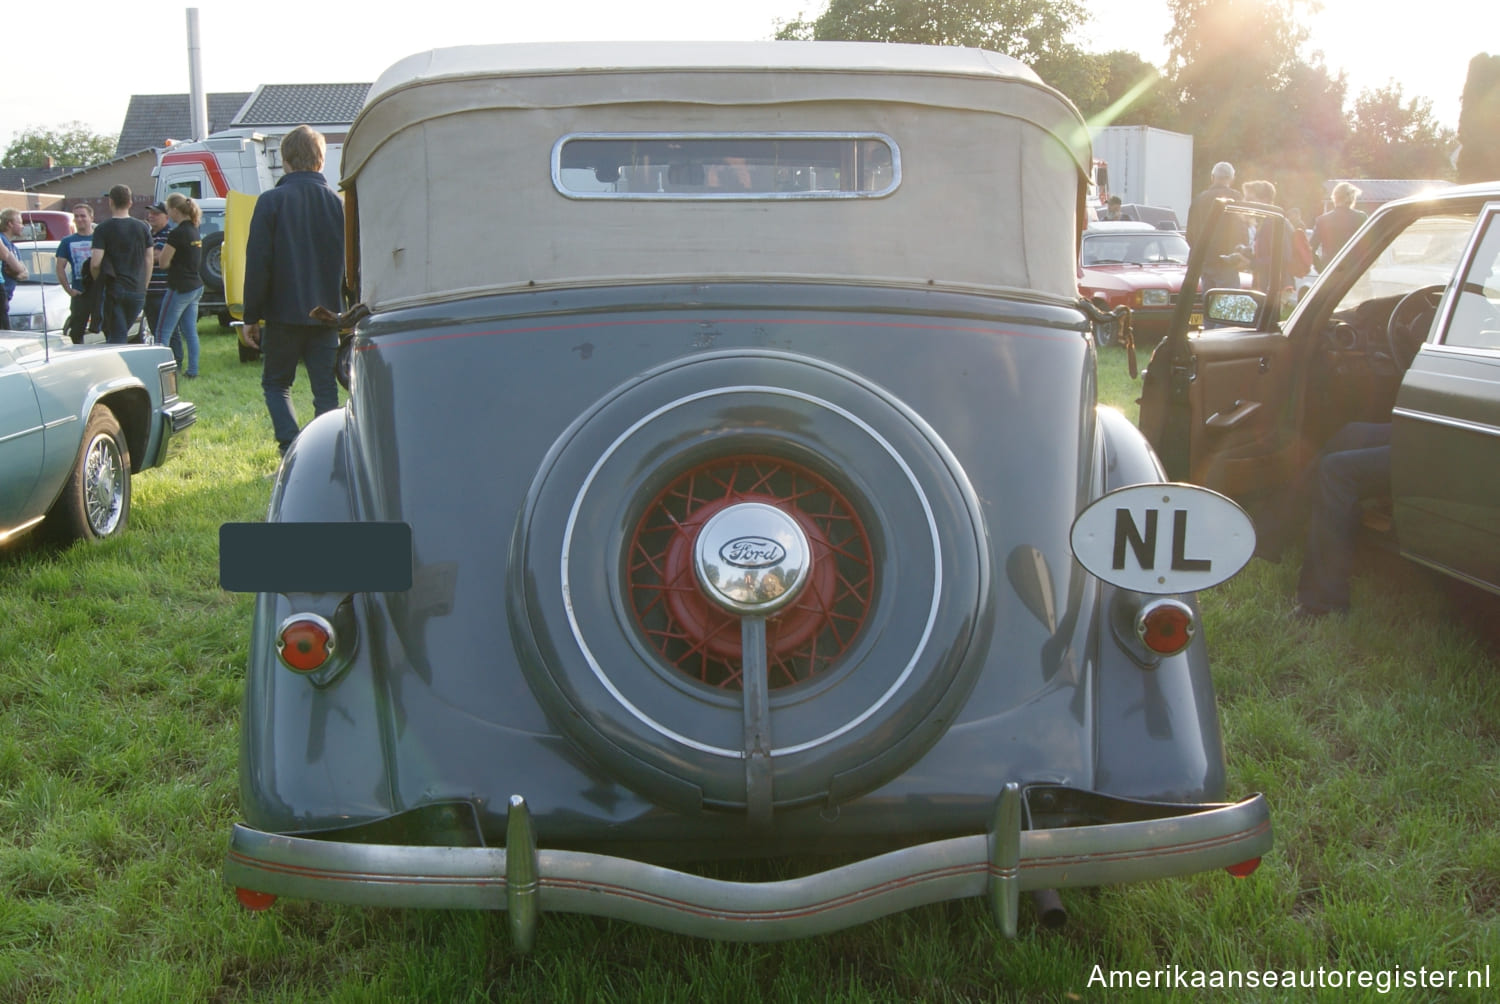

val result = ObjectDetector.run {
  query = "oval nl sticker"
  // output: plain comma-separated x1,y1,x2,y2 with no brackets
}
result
1070,483,1255,594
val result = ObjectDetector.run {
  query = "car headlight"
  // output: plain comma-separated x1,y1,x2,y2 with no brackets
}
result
9,313,45,331
1137,289,1171,307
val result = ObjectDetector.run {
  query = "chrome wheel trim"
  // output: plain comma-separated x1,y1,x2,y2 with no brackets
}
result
83,432,125,537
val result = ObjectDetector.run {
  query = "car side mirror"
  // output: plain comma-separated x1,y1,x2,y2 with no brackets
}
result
1203,289,1264,328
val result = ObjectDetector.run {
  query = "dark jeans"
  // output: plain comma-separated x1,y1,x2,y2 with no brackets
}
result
261,322,340,452
144,291,167,342
65,280,102,343
102,288,144,344
1201,258,1242,292
1295,422,1393,612
0,290,9,330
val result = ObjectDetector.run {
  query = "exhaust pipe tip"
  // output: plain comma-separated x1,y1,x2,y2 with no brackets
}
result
1030,888,1068,929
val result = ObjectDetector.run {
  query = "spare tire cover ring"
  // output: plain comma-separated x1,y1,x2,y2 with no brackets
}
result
511,349,991,808
566,384,942,758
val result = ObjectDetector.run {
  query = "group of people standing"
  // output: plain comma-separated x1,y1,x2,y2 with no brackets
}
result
55,186,205,377
43,124,345,461
1185,162,1366,292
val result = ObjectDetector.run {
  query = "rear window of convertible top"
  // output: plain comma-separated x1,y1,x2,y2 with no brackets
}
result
553,134,900,200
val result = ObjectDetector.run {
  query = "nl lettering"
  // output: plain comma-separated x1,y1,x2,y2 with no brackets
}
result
1112,508,1212,573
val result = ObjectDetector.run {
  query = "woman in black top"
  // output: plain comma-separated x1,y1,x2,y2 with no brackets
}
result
156,193,205,376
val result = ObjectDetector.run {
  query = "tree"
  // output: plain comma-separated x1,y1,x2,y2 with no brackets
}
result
1344,84,1456,179
1078,50,1180,128
1456,53,1500,183
775,0,1087,67
1165,0,1314,180
2,122,117,168
776,0,1100,108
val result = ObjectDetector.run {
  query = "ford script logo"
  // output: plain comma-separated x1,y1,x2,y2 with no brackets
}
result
720,536,786,569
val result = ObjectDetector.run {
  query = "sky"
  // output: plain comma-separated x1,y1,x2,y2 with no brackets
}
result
1,1,1478,155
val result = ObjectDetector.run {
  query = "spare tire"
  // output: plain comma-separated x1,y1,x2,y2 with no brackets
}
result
200,231,225,292
509,349,993,812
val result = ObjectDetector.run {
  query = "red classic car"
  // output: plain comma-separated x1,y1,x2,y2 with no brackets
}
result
1078,222,1196,346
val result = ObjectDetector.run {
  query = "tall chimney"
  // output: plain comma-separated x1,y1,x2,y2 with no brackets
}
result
187,8,209,140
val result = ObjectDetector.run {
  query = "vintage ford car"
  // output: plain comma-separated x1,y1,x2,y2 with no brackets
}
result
1140,183,1500,594
220,42,1271,944
1,331,195,546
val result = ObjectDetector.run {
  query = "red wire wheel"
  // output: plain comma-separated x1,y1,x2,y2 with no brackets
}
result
628,455,874,690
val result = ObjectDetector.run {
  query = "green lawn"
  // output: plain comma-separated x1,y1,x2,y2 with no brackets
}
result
1,332,1496,1002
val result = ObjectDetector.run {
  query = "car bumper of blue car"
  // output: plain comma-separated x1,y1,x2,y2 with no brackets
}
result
224,784,1271,947
158,400,196,463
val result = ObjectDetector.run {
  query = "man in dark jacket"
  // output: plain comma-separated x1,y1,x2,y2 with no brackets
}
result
243,124,346,455
1185,161,1248,291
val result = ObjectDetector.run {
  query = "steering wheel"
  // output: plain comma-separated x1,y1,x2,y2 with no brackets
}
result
1385,284,1446,371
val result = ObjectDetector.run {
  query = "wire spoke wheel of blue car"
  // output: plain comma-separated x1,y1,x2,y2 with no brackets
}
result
47,407,131,543
510,349,992,812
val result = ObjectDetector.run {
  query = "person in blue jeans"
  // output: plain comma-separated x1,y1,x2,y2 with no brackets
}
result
89,185,153,344
1252,421,1392,618
1294,422,1392,617
154,193,205,376
241,125,346,455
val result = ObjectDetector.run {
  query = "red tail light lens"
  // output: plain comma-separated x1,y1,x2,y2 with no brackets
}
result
1225,857,1261,878
235,887,278,910
276,613,335,673
1136,598,1195,656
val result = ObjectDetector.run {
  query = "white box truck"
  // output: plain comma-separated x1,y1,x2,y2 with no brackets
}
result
1089,126,1193,228
152,129,343,203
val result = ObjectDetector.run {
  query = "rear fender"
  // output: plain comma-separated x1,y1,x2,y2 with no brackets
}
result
236,408,401,831
1089,405,1227,802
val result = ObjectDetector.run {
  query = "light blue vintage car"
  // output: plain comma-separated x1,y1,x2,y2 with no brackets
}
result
0,330,195,546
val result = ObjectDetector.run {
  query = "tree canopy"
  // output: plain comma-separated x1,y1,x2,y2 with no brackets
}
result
776,0,1088,64
1456,53,1500,183
3,122,117,168
1345,84,1457,179
770,0,1464,214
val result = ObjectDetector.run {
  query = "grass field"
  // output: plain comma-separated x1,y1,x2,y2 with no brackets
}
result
1,331,1497,1002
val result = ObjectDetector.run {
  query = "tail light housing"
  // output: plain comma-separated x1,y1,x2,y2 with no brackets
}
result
1136,598,1196,656
276,613,336,673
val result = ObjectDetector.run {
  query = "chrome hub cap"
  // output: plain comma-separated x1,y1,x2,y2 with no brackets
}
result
83,433,124,536
692,502,812,617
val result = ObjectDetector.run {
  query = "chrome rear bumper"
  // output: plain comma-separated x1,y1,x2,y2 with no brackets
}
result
225,785,1271,946
158,400,196,463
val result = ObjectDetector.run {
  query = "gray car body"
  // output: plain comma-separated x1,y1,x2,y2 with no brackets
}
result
222,41,1271,941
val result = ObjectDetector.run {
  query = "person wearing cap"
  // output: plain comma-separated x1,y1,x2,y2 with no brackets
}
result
143,201,173,344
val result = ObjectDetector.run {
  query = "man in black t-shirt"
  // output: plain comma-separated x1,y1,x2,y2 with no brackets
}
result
89,184,153,344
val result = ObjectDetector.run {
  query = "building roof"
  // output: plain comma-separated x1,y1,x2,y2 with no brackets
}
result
116,92,253,156
0,165,71,191
233,83,371,129
1323,178,1456,205
23,149,159,193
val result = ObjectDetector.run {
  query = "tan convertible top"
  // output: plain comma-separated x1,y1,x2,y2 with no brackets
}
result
344,41,1092,310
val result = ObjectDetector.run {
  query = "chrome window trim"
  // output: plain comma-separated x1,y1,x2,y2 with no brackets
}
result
551,131,901,201
1419,341,1500,360
1429,203,1500,351
1392,406,1500,439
